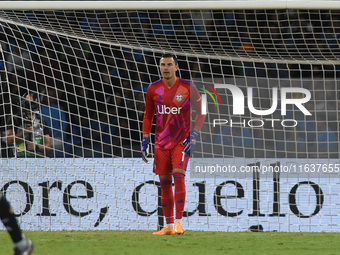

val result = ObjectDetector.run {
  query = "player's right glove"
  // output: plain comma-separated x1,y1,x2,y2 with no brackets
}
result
141,137,150,163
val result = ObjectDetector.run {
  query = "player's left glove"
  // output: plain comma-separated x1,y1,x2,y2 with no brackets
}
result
182,130,199,156
141,137,150,163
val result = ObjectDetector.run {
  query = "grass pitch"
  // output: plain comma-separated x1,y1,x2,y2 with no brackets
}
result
0,230,339,255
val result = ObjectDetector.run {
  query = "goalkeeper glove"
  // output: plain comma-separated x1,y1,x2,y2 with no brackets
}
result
182,130,199,156
141,137,150,163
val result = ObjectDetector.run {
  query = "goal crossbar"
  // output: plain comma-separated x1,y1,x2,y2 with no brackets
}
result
2,1,340,11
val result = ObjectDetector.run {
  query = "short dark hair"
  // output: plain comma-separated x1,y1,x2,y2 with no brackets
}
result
161,53,178,65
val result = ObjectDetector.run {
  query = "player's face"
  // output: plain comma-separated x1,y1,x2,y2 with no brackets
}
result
159,57,178,80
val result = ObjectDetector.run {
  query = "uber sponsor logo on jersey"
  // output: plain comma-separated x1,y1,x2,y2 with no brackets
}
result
157,105,182,114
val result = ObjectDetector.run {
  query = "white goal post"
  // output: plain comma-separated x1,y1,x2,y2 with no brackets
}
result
0,1,339,232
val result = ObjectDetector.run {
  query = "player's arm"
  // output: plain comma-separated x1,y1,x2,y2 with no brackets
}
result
141,89,155,163
182,85,206,155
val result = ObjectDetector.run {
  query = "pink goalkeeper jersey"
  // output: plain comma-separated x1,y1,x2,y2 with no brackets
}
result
143,77,205,150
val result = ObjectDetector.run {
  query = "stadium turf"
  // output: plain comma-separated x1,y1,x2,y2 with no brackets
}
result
0,230,340,255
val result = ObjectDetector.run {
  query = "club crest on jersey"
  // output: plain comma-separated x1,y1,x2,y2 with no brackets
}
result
176,94,183,102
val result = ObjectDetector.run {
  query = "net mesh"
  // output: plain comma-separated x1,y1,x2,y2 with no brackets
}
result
1,10,340,61
0,9,338,231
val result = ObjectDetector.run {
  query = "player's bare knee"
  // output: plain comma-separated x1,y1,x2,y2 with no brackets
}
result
172,168,186,175
159,174,172,180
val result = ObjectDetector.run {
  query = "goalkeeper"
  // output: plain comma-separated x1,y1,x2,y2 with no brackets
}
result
142,53,206,235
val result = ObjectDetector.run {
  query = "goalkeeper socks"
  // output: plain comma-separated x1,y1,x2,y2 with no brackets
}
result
160,179,174,225
173,172,186,220
0,196,23,243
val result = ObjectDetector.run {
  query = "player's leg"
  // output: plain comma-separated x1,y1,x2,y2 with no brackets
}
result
172,145,190,235
0,194,34,255
159,174,174,229
152,149,176,235
173,169,185,235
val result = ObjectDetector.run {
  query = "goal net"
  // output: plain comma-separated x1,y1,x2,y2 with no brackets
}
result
0,4,339,232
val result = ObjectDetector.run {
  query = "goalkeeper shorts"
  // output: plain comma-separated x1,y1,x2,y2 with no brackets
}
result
153,142,189,175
